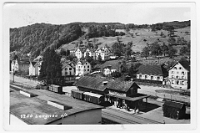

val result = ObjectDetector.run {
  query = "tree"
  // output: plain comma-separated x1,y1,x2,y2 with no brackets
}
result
168,46,177,58
112,42,124,57
161,43,168,56
111,71,121,78
141,46,149,59
180,46,190,56
128,63,142,78
60,48,67,56
149,42,162,57
38,48,63,85
97,54,102,63
168,37,176,46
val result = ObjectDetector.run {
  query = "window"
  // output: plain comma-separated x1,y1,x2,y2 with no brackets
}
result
172,80,174,84
157,76,160,80
181,81,184,85
139,75,142,78
69,68,72,70
145,75,147,79
179,67,182,70
182,76,184,79
176,76,179,79
88,69,90,71
171,71,174,74
88,65,90,68
182,71,185,75
172,75,174,78
174,67,177,70
151,76,153,80
176,80,179,85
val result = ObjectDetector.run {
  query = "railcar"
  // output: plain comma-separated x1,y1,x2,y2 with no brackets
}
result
83,92,105,105
71,89,85,100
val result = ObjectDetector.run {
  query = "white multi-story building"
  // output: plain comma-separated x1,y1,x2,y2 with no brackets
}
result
11,59,19,72
83,48,93,57
95,46,110,61
168,61,190,90
75,60,91,76
74,48,83,59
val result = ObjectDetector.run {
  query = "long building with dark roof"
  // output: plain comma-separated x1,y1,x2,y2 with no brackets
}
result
136,64,165,82
74,76,147,110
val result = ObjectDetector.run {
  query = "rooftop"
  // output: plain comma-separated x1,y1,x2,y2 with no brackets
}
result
10,89,103,125
137,64,164,76
75,76,140,93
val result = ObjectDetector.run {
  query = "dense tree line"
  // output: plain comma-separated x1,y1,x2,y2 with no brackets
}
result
38,48,63,85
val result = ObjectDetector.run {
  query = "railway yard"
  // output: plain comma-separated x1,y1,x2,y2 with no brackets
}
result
10,76,190,125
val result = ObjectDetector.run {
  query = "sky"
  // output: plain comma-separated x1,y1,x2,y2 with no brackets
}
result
4,3,191,28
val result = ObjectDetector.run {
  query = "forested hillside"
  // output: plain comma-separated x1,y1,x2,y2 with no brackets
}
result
10,20,190,59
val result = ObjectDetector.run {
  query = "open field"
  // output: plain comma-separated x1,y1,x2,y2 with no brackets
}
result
61,27,190,53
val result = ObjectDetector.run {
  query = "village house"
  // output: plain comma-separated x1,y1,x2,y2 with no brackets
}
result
75,60,91,76
62,61,75,77
74,48,84,59
83,48,94,58
29,61,42,76
95,46,111,61
11,58,19,72
136,64,167,83
167,60,190,90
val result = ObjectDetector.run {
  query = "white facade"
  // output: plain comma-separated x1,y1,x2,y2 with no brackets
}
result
103,68,116,76
75,61,91,76
95,47,110,61
62,63,75,76
83,48,93,57
11,59,19,72
29,62,36,76
75,48,83,59
136,74,163,81
168,63,189,89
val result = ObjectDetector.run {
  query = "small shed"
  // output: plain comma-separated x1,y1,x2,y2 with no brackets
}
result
162,101,186,119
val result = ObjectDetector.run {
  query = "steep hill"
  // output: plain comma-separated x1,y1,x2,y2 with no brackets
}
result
10,20,190,58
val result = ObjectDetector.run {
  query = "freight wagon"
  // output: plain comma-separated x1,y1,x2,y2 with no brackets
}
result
83,92,105,105
71,89,84,100
48,84,63,94
71,90,105,105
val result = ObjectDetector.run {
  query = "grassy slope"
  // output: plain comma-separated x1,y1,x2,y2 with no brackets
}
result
61,27,190,53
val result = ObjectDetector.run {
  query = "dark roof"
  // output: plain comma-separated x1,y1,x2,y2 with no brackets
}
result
137,64,163,76
75,76,140,93
107,80,140,92
179,60,190,71
10,89,103,125
163,101,185,109
75,76,108,92
30,61,37,66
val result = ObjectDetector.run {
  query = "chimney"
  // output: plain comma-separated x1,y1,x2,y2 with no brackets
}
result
103,81,108,86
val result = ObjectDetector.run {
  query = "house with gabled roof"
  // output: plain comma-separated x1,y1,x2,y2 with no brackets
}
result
75,76,147,110
29,61,37,76
136,64,167,83
62,60,75,77
167,60,190,90
95,46,111,61
74,48,84,59
75,60,91,76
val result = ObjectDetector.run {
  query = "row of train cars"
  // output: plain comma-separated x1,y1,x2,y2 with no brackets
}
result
48,84,106,105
